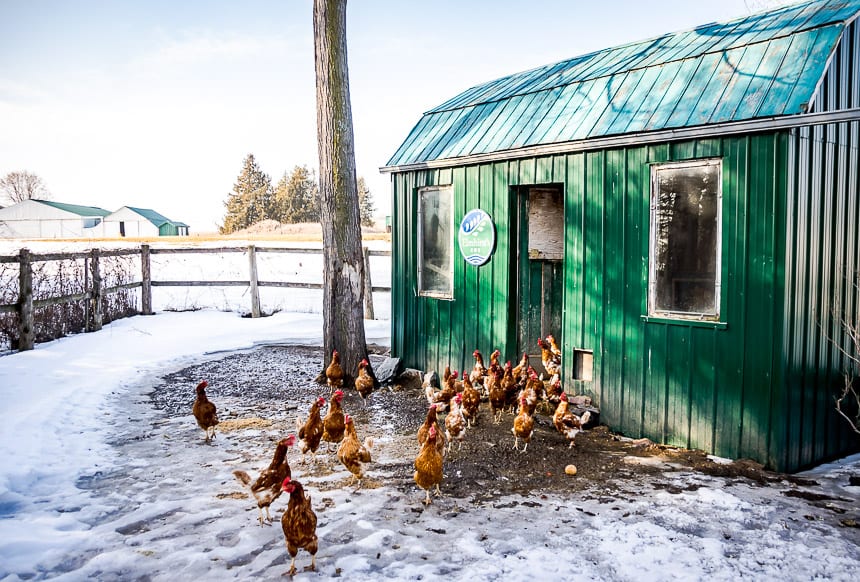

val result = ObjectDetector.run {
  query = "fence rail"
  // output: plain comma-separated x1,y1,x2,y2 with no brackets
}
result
0,244,391,351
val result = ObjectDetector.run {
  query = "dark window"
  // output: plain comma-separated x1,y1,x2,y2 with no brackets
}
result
418,186,453,298
649,160,722,319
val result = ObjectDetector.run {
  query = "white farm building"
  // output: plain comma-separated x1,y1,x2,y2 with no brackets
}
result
0,200,189,239
103,206,190,237
0,200,110,239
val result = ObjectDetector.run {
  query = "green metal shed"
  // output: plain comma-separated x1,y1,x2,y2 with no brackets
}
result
381,0,860,472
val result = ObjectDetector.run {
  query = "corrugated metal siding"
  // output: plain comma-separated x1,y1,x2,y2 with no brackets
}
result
387,1,860,168
557,135,788,467
391,130,860,471
779,15,860,470
390,166,517,378
390,134,790,467
783,119,860,471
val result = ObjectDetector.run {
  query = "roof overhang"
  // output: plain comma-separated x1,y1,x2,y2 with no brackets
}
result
380,107,860,174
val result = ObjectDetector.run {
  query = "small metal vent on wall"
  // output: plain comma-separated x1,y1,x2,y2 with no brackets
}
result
573,349,593,381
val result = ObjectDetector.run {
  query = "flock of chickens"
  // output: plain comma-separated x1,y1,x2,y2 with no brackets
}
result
190,340,592,576
189,351,373,575
416,335,593,502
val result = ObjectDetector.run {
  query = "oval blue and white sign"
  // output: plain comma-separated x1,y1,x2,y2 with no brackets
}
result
458,209,496,266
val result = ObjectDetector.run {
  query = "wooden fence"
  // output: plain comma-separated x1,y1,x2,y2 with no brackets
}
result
0,244,391,351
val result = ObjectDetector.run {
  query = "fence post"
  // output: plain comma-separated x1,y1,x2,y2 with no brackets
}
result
363,246,375,320
248,245,261,318
141,244,152,315
17,248,34,351
89,248,103,332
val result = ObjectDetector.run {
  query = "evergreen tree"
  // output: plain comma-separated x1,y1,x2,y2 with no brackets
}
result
274,165,321,223
357,177,375,227
221,154,274,234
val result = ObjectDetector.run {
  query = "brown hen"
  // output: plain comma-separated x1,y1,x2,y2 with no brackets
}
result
321,389,346,453
233,435,296,525
280,477,318,576
355,358,375,406
336,414,373,489
297,397,326,464
414,424,444,505
512,396,535,453
325,349,344,396
192,380,218,442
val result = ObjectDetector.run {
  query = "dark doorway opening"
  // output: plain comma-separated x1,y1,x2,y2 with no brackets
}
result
514,185,564,375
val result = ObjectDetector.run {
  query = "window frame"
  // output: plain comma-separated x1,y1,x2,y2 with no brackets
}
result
417,185,454,300
647,158,723,321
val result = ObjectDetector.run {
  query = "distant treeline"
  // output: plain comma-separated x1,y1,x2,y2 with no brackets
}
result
220,154,375,234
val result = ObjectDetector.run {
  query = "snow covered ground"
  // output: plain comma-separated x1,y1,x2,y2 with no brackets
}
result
0,309,858,581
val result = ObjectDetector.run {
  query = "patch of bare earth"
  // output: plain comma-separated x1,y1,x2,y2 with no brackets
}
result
152,345,858,524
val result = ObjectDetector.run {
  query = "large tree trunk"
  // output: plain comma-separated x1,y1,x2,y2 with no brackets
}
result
313,0,368,382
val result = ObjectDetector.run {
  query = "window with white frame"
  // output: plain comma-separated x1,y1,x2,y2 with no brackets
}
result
649,159,722,319
418,185,453,298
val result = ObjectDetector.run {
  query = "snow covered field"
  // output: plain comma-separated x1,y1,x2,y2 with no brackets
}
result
0,239,858,580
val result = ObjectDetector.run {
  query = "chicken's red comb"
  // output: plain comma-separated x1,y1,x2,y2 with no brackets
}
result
335,389,344,397
283,434,297,445
560,393,568,402
197,380,208,389
344,414,351,423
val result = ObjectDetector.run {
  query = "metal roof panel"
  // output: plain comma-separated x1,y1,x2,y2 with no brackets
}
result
386,0,860,168
36,200,111,217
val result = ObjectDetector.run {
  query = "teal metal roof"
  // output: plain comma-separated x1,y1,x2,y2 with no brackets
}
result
386,0,860,168
36,200,110,217
127,206,173,227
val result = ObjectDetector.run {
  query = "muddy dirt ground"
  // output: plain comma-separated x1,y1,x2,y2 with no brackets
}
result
151,344,847,510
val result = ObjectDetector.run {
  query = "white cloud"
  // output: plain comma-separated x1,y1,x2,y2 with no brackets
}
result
134,29,293,70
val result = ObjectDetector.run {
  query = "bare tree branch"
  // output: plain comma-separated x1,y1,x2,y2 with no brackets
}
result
824,274,860,434
835,376,860,436
0,171,50,204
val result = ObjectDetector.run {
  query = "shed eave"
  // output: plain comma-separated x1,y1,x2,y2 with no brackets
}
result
380,107,860,174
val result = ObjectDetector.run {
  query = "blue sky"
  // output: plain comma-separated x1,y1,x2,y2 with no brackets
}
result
0,0,787,232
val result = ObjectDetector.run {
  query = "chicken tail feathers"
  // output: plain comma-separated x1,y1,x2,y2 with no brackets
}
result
233,470,252,487
580,410,592,427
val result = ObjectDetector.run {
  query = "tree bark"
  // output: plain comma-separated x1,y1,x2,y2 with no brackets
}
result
313,0,368,381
